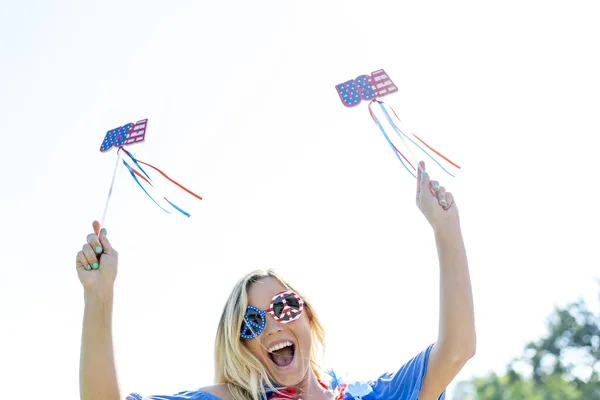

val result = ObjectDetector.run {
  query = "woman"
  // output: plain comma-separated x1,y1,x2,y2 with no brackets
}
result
76,162,475,400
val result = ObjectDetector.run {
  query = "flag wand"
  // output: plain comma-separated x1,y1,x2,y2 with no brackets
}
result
99,147,122,235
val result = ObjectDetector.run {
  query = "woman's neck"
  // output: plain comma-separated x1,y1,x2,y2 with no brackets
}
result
292,370,334,399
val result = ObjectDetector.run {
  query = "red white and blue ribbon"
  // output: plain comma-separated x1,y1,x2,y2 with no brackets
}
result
368,99,461,179
120,148,202,217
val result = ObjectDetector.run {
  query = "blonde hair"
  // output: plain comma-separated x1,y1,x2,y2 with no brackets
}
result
214,269,327,400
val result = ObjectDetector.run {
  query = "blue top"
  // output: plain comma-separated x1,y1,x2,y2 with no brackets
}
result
127,344,445,400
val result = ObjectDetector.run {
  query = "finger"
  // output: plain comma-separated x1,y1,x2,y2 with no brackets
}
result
93,220,101,236
416,161,425,193
82,244,99,270
87,233,104,256
98,227,115,255
418,163,430,198
444,191,455,210
76,251,92,271
429,180,440,196
436,186,448,208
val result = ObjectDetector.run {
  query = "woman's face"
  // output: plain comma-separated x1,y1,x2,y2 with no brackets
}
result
244,277,312,387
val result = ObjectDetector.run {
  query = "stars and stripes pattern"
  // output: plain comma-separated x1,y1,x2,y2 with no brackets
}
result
335,69,397,107
100,119,148,152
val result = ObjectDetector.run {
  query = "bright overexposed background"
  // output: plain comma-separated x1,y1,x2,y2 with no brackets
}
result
1,1,599,398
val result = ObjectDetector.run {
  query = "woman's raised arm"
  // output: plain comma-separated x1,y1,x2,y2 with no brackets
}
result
76,221,121,400
416,162,476,399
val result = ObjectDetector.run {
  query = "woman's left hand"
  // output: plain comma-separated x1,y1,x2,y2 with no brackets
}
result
416,161,460,233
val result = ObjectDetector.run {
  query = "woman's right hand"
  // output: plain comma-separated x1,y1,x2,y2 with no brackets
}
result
76,220,118,291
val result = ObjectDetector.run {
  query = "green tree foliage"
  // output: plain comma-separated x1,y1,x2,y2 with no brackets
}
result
454,289,600,399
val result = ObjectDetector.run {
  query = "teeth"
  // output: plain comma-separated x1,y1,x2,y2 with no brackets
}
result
268,341,293,353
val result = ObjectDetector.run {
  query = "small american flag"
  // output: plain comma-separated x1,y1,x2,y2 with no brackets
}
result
100,119,148,152
335,69,398,107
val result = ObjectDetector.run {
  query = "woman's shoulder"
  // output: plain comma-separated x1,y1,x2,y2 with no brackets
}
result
127,384,233,400
198,384,235,400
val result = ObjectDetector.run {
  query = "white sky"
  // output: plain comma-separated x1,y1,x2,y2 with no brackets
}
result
1,1,599,398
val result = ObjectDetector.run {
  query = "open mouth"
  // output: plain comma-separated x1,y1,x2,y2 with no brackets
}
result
268,341,296,367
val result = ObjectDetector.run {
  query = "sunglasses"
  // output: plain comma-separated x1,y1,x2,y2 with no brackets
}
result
240,290,304,339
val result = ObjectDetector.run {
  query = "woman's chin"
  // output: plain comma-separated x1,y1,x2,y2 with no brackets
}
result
268,354,307,387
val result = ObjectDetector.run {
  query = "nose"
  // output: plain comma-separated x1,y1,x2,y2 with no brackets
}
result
263,314,283,336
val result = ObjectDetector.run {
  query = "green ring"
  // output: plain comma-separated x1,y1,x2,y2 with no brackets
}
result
95,246,102,254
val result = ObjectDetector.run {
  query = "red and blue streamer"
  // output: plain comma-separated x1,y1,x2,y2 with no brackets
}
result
120,148,202,217
122,159,176,215
368,100,416,178
368,99,460,178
